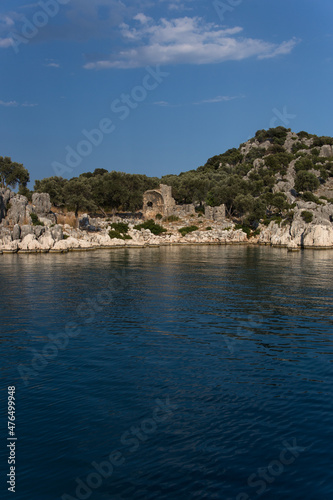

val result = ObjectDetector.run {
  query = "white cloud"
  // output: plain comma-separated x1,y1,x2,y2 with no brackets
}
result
45,62,60,68
0,99,37,107
84,16,298,69
195,95,245,104
0,100,18,107
153,95,244,107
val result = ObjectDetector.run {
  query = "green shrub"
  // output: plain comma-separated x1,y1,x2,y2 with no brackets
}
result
294,157,314,172
295,171,320,192
235,224,251,237
301,192,323,204
206,226,212,231
312,136,333,147
178,225,199,237
30,212,44,226
63,234,69,240
110,222,129,233
195,206,205,214
301,211,313,223
298,131,311,139
108,229,132,240
134,219,167,235
165,215,179,222
291,142,309,154
198,213,203,217
155,213,163,220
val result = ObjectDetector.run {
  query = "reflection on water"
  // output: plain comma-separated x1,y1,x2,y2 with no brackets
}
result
0,246,333,499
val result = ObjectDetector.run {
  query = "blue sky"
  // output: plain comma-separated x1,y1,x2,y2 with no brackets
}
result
0,0,332,186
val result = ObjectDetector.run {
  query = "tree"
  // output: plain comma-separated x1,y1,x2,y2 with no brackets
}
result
34,176,68,207
234,194,254,216
295,171,320,193
63,178,96,216
0,156,30,189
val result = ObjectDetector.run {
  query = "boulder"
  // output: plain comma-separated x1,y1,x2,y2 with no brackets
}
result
33,225,45,238
320,145,333,158
12,224,21,241
20,225,34,240
51,225,63,242
6,194,28,225
32,193,51,216
303,225,333,248
18,234,42,252
0,188,13,223
38,231,54,251
0,241,18,253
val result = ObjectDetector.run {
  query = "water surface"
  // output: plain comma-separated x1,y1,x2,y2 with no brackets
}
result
0,246,332,499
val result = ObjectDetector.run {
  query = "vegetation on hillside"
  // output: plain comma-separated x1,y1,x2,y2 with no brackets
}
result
4,127,333,232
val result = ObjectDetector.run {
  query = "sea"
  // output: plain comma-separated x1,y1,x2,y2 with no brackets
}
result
0,245,332,500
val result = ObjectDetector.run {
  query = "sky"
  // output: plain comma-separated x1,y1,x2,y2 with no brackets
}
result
0,0,333,187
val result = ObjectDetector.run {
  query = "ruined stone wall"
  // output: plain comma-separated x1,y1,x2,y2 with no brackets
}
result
205,204,226,222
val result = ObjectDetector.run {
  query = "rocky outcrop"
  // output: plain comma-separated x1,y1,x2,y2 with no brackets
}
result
32,193,51,216
5,194,29,226
0,188,13,223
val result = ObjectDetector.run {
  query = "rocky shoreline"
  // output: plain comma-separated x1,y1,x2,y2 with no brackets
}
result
1,216,333,255
1,189,333,255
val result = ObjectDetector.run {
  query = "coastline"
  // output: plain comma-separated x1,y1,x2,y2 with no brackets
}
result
1,237,333,255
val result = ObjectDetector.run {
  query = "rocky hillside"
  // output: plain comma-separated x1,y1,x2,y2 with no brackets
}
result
1,127,333,252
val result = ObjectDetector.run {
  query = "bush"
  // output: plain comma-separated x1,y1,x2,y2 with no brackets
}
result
195,206,205,214
155,213,163,220
134,219,167,235
291,142,309,154
312,136,333,147
301,192,323,204
108,229,132,240
206,226,212,231
178,225,199,237
298,131,311,139
63,234,69,240
295,171,320,193
30,212,44,226
294,157,314,172
301,211,313,223
110,222,129,233
165,215,179,222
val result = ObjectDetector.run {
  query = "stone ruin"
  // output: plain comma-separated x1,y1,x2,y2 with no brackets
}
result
142,184,225,221
143,184,196,219
205,205,226,222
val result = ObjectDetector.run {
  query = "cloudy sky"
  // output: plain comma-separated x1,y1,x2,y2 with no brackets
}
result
0,0,332,184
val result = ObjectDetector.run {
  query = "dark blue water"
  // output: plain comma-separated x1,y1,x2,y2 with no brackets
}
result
1,246,333,500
